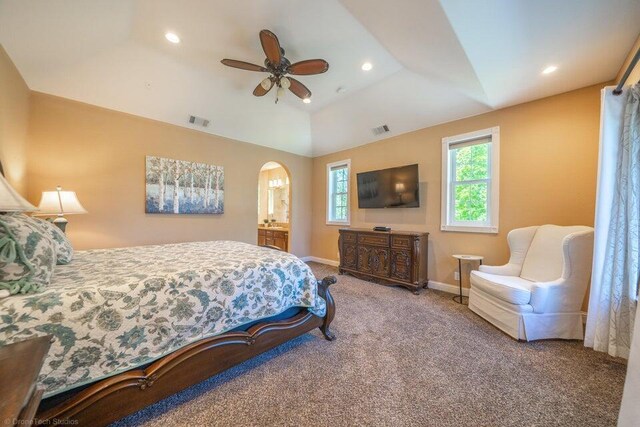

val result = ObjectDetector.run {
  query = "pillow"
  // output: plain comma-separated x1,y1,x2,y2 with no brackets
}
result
0,213,56,295
30,217,73,264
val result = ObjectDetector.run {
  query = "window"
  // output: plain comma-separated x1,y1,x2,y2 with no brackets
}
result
441,127,500,233
327,159,351,225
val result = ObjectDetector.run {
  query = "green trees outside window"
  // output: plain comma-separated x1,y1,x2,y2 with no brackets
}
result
451,143,490,222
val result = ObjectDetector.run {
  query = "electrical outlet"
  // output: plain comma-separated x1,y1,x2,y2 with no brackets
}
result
454,271,460,281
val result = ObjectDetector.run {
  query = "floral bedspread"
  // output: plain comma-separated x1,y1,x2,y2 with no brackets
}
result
0,241,325,397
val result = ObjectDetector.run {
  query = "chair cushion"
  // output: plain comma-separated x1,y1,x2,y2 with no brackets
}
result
520,225,591,282
470,270,535,305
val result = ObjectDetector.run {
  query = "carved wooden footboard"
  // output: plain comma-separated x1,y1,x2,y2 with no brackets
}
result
36,276,337,426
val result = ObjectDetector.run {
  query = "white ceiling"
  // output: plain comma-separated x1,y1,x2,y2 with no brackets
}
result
1,0,638,157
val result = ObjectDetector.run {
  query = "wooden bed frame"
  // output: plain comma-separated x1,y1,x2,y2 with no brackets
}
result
35,275,336,426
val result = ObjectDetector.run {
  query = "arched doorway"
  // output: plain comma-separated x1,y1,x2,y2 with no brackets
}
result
257,162,291,252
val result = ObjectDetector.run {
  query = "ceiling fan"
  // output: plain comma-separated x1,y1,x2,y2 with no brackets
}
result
221,30,329,104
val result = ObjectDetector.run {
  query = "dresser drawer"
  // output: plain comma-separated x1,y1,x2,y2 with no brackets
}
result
358,233,389,247
341,232,357,244
391,235,413,250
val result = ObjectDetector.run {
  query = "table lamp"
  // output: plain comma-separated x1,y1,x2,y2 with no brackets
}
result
0,173,37,212
35,186,87,232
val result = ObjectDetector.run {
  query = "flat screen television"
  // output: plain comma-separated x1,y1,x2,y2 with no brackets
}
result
357,164,419,208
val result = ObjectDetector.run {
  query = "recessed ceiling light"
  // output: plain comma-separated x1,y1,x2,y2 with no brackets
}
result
303,98,311,104
542,65,558,75
361,62,373,71
165,32,180,44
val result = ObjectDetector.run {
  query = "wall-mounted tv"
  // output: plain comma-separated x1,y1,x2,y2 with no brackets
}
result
357,164,419,209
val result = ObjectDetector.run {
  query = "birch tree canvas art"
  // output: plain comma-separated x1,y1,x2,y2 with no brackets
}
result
145,156,224,214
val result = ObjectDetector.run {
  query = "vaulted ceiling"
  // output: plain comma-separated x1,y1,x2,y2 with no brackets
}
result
1,0,638,157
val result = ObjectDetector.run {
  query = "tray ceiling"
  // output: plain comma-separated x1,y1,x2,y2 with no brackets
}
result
1,0,638,156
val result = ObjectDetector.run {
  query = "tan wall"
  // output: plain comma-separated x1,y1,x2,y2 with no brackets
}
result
26,92,313,256
311,83,604,305
0,45,30,194
617,34,640,89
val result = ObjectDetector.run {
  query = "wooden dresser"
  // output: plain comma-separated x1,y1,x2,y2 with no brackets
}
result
338,228,429,294
258,227,289,252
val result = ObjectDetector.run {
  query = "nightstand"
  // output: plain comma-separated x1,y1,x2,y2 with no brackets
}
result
0,335,52,425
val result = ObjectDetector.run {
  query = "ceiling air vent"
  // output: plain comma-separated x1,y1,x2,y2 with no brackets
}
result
372,124,390,136
188,115,210,128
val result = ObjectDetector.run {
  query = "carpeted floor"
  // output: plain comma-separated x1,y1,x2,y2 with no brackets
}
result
113,263,627,427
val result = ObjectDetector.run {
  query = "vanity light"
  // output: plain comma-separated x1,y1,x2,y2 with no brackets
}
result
165,32,180,44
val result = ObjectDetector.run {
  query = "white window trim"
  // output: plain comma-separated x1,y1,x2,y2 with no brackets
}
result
441,127,500,234
326,159,351,226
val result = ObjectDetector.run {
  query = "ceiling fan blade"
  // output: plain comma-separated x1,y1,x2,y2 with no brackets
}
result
288,77,312,99
288,59,329,75
259,30,282,65
221,59,267,72
253,79,274,96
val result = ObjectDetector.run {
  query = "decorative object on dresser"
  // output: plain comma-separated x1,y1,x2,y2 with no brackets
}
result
0,335,52,425
452,254,484,304
34,186,87,232
339,228,428,294
145,156,224,214
258,227,288,252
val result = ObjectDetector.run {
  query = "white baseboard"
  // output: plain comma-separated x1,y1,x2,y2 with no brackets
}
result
301,256,340,267
428,280,468,296
298,262,468,295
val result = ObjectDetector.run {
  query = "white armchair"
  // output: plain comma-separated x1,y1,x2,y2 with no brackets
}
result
469,225,594,341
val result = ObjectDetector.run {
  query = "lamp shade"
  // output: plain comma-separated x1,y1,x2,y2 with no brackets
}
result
35,187,87,216
0,173,37,212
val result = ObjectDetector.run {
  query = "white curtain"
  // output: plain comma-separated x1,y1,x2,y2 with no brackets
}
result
619,310,640,426
585,85,639,359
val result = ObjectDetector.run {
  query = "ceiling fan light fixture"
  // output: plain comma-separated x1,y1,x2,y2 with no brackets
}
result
221,30,328,105
303,97,311,104
260,77,272,90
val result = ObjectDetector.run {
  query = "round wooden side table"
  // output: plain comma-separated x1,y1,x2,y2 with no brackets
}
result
452,254,484,304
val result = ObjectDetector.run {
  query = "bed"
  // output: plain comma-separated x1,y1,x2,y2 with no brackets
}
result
0,240,336,426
